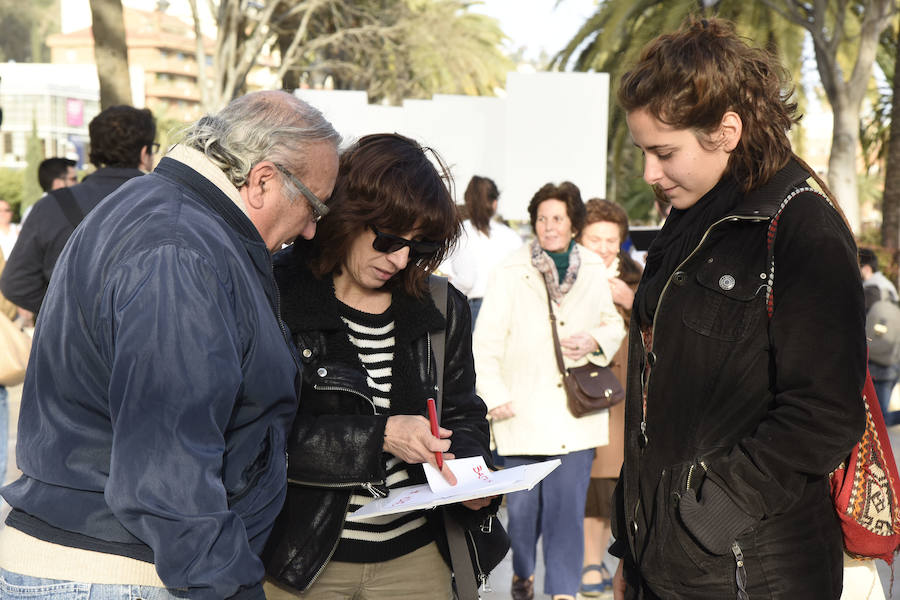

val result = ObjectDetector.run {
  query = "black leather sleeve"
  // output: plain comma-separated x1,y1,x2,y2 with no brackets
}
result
440,285,491,465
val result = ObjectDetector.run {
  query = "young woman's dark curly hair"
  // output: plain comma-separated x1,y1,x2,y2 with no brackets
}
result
617,17,801,194
306,133,460,298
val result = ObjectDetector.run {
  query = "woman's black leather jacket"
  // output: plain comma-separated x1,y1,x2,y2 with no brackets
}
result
262,246,492,591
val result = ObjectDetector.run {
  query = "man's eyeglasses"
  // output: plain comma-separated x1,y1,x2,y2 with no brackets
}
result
274,164,330,223
370,225,441,258
148,143,160,154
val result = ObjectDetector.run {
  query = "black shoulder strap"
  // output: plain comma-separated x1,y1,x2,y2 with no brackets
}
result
429,274,449,415
51,187,85,230
765,185,825,319
427,274,480,600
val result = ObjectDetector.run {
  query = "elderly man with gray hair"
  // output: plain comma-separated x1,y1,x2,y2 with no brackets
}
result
0,91,341,600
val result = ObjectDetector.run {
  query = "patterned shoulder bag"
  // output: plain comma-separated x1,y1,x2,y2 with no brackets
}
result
767,186,900,564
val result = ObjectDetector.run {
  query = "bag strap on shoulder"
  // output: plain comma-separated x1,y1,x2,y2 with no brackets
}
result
543,284,570,378
429,274,448,415
51,187,86,230
765,185,827,319
427,274,481,600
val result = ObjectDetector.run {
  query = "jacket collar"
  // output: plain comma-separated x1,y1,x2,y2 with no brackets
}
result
153,157,263,245
164,144,249,216
726,158,813,219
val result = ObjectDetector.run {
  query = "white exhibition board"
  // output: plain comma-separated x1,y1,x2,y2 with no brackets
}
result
295,71,608,221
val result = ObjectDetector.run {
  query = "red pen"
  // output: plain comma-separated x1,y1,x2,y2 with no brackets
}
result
426,397,443,469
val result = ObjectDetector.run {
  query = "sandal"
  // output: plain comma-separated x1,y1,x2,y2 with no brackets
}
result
579,563,612,597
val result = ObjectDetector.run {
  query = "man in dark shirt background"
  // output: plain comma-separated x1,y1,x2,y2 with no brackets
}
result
38,157,78,194
0,105,156,318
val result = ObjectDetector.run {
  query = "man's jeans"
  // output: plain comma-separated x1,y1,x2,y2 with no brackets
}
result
0,568,189,600
868,361,898,426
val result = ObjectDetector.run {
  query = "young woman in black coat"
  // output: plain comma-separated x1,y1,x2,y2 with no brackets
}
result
610,17,867,600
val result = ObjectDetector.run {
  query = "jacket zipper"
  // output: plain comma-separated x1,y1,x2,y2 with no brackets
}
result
294,484,388,590
732,540,749,600
465,528,489,591
304,495,353,591
270,263,301,371
641,214,766,446
286,477,387,492
313,384,377,414
685,459,709,492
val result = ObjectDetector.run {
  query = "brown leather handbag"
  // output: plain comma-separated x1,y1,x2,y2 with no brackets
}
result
544,285,624,418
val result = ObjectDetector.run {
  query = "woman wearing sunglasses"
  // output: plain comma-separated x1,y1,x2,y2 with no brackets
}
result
262,133,497,599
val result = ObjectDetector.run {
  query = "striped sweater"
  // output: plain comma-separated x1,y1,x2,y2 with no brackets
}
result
331,302,433,562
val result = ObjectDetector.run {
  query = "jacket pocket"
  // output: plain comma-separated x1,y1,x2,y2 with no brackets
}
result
670,461,721,570
228,426,276,506
682,259,763,342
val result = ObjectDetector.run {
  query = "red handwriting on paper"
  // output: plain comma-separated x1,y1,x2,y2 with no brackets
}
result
391,488,421,507
472,465,491,481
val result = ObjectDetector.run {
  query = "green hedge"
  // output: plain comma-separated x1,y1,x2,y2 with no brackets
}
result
0,169,24,221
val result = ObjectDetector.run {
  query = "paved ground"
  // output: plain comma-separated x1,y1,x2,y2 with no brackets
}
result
1,385,896,598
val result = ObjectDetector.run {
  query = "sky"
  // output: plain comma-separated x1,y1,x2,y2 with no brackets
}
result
469,0,599,63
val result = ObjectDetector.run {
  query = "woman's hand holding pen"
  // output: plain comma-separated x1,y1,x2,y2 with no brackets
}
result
383,415,457,484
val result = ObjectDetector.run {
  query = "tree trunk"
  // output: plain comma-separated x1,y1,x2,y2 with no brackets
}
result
187,0,210,111
828,99,862,232
882,27,900,249
278,33,301,91
89,0,132,108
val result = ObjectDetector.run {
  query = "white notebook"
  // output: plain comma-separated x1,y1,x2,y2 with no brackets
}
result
346,456,560,521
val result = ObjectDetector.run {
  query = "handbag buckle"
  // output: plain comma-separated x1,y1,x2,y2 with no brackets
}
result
480,515,493,534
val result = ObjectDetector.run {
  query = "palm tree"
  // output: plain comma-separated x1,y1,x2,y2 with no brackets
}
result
552,0,803,222
193,0,511,111
555,0,895,232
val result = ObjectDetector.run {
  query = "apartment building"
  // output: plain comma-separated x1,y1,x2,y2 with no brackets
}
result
47,6,214,123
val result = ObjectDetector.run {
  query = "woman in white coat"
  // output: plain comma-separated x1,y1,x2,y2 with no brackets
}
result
473,181,625,600
440,175,522,327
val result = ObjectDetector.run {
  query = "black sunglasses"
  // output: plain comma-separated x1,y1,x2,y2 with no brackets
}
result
370,225,441,258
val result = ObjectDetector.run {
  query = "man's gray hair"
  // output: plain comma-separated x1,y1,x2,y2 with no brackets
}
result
181,90,341,188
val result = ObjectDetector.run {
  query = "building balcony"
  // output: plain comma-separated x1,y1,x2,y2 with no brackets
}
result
145,83,200,102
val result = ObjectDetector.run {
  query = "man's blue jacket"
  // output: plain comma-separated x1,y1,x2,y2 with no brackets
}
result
1,156,300,599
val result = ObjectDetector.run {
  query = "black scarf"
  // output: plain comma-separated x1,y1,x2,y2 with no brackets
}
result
634,176,742,328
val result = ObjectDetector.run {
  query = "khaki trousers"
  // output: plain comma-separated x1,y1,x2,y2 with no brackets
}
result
265,542,452,600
